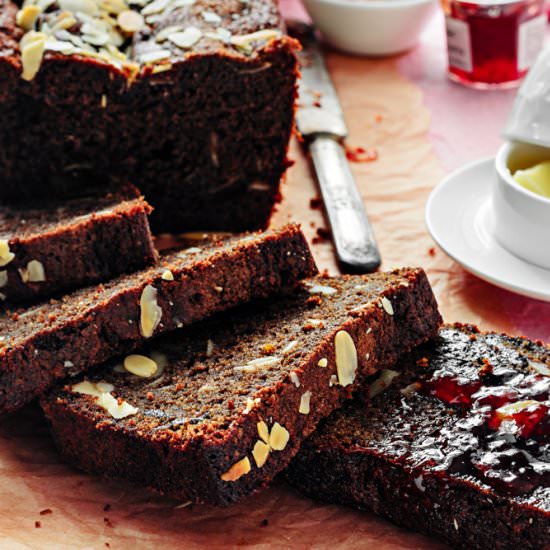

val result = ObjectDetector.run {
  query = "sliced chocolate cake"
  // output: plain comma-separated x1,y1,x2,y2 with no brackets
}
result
287,324,550,550
0,224,316,414
41,269,441,506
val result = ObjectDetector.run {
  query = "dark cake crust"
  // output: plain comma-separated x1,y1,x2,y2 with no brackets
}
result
41,269,442,506
0,184,157,304
0,0,299,233
286,324,550,550
0,224,316,414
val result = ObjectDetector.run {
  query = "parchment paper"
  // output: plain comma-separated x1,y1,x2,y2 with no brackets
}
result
1,16,548,550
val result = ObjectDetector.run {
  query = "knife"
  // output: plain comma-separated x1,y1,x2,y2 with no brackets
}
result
289,22,382,273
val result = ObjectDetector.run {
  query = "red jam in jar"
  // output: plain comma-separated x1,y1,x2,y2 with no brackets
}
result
444,0,546,89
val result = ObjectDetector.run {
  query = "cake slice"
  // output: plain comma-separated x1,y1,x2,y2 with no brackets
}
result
41,269,441,506
0,184,157,304
0,224,316,414
286,324,550,550
0,0,298,233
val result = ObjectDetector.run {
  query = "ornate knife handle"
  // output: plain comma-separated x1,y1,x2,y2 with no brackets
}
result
310,135,381,273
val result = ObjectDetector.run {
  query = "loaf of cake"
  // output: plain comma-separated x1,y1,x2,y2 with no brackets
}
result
0,184,157,304
0,224,316,414
41,269,441,506
0,0,299,233
286,324,550,549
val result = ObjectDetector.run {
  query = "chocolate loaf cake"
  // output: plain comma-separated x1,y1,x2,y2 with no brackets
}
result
41,269,441,506
0,184,157,304
0,0,299,232
286,324,550,550
0,224,316,414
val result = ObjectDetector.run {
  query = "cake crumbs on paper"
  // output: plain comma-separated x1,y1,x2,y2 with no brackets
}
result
428,247,436,257
39,508,53,515
34,521,41,528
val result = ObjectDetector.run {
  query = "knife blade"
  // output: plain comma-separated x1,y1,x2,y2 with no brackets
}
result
289,22,381,273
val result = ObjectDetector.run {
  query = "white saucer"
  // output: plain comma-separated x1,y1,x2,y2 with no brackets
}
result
425,157,550,302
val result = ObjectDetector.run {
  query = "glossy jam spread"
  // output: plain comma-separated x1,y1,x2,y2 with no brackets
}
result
418,348,550,495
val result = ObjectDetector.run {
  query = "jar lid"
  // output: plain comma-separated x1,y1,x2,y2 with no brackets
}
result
503,46,550,149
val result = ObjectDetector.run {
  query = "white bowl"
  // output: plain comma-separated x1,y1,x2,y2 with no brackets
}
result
302,0,436,56
494,142,550,270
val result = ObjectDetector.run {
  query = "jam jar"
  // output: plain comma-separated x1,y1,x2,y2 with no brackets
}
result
443,0,546,89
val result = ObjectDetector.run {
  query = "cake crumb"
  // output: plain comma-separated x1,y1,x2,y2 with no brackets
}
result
39,508,52,515
260,518,269,527
103,504,111,512
104,517,114,528
312,227,331,244
345,145,378,163
35,521,41,528
428,247,436,257
309,197,322,210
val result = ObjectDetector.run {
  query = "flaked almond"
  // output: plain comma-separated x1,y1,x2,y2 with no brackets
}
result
0,271,7,288
16,5,41,31
206,339,215,357
281,340,298,354
117,10,144,33
257,420,269,444
0,240,15,267
71,380,114,397
252,440,270,468
221,456,251,482
96,392,138,419
19,259,46,283
58,0,98,15
21,31,46,80
369,369,400,398
141,0,169,15
335,330,357,387
230,29,281,52
269,422,289,451
123,354,158,377
247,356,280,367
380,296,394,315
168,27,202,49
299,391,311,414
139,49,170,64
161,269,174,281
306,283,337,296
140,284,162,338
289,371,300,388
317,358,328,368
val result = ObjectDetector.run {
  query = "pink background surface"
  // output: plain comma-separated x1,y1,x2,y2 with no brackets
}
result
279,0,550,343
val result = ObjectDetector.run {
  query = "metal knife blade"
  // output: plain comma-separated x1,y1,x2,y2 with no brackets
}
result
289,22,382,273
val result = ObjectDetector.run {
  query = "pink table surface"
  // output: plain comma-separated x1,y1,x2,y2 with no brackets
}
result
280,0,550,342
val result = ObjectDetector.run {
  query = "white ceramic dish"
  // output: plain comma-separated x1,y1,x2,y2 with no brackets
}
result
494,141,550,270
425,157,550,302
302,0,436,56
